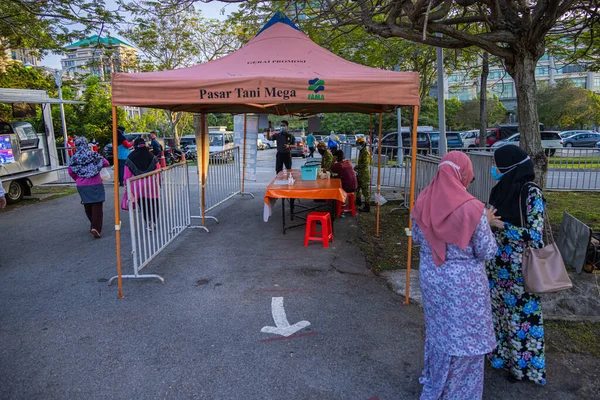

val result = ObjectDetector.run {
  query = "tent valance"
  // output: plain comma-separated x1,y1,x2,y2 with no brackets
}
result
112,13,420,115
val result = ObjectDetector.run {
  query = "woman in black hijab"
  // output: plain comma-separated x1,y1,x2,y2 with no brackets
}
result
124,138,161,230
486,145,547,385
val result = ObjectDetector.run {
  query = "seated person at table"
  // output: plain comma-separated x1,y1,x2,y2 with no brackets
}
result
318,142,334,171
331,150,357,193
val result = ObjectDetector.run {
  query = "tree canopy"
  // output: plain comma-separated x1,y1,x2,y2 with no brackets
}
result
0,0,119,58
537,80,600,129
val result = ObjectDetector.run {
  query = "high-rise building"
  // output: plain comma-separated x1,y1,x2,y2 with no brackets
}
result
61,35,138,81
5,48,40,66
440,53,600,114
61,35,140,119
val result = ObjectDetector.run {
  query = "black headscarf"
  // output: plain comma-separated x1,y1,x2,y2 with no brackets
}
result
125,137,158,175
489,146,536,227
117,126,127,145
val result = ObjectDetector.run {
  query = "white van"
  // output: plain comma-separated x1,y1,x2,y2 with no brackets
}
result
209,131,234,154
179,132,234,153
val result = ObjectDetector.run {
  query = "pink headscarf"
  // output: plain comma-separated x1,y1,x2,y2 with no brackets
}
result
412,151,485,266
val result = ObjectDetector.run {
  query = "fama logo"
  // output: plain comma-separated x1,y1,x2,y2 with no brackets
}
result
308,78,325,100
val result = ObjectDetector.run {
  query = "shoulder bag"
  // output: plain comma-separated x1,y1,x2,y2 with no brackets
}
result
520,185,572,294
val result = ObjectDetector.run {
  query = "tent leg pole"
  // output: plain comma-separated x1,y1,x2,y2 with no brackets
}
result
201,113,207,229
405,105,420,305
111,106,124,299
376,113,383,237
242,113,247,195
369,114,373,189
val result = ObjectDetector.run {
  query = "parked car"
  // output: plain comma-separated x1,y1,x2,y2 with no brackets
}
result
258,133,275,149
400,132,432,155
562,132,600,148
559,130,592,139
491,131,563,155
347,135,357,145
314,135,324,143
337,134,347,145
476,124,546,147
428,131,464,152
596,141,600,151
460,130,479,148
446,131,464,149
291,136,308,158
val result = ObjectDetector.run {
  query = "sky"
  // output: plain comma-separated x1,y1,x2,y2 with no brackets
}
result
41,0,240,69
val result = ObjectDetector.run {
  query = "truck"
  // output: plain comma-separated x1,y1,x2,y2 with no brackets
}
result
0,88,83,204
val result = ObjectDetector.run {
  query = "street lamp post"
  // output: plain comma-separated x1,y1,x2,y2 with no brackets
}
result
48,67,77,163
25,63,77,163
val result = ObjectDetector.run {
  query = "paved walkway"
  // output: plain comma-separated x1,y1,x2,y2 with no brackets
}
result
0,150,598,399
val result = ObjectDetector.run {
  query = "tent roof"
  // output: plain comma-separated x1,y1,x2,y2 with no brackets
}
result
111,13,420,115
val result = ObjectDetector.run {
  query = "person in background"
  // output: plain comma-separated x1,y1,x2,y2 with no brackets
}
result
116,126,133,186
306,131,316,158
124,138,162,230
90,138,99,152
354,137,371,212
267,120,295,173
0,177,6,209
327,133,339,154
412,151,499,400
68,137,110,238
317,142,334,171
487,145,547,385
149,132,165,167
331,150,357,193
66,136,76,157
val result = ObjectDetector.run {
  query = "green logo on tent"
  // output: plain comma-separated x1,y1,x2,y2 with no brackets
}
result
308,78,325,100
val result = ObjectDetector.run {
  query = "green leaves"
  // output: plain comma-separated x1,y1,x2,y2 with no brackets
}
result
0,0,120,55
537,80,600,129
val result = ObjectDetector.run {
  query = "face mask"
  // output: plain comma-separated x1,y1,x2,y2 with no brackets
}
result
280,126,285,133
491,156,531,180
318,149,325,155
491,165,504,181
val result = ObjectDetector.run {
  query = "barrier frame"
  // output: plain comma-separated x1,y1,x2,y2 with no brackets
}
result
108,161,191,285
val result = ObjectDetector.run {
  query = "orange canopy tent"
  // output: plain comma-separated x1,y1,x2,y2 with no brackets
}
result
110,13,421,300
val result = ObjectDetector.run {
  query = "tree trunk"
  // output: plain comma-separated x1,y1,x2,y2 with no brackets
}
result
166,110,181,147
510,52,547,188
479,52,489,148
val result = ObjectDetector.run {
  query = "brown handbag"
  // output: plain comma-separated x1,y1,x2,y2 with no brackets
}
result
519,186,572,294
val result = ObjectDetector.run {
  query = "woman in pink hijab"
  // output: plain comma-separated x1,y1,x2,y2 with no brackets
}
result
412,151,499,400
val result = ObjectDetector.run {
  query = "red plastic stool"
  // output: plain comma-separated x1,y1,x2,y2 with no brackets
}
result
304,212,334,248
336,192,356,217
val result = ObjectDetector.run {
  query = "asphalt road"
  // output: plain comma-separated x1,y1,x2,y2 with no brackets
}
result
0,149,598,399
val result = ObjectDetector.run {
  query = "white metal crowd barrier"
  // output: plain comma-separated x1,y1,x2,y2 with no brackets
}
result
192,146,254,232
547,148,600,191
205,147,243,211
109,161,191,284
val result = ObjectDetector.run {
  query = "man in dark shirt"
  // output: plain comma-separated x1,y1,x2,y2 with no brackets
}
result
267,120,296,173
331,150,358,193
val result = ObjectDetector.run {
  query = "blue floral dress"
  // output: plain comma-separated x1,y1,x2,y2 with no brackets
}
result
486,186,546,385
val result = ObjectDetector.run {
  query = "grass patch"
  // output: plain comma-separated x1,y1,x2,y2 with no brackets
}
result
548,157,600,169
546,320,600,358
545,192,600,235
357,192,599,272
0,185,77,212
356,203,419,273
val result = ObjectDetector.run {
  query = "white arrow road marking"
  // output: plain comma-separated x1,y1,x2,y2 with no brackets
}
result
261,297,310,337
